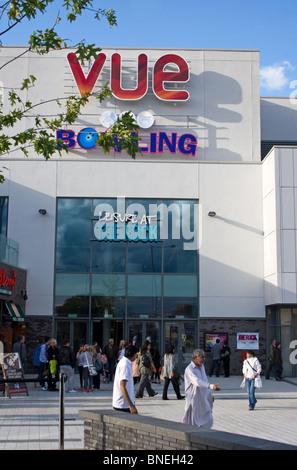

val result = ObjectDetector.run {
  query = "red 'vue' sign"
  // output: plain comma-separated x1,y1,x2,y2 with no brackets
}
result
67,52,190,101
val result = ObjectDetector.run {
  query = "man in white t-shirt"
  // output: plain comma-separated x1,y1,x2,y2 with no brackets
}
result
112,345,139,414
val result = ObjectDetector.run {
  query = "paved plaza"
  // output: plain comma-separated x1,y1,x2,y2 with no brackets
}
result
0,374,297,450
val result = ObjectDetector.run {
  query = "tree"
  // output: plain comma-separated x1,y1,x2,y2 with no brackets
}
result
0,1,140,183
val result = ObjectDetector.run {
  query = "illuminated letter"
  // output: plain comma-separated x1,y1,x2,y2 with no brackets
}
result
67,52,107,97
111,53,148,100
153,54,190,101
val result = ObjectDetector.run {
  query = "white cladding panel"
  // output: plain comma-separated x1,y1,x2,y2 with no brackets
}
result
0,159,265,318
0,47,260,163
263,148,297,305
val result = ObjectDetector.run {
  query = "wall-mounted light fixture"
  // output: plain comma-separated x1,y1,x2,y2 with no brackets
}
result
39,209,47,215
21,290,28,301
208,211,216,217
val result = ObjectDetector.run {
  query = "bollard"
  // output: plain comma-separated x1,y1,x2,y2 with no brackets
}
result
59,372,65,450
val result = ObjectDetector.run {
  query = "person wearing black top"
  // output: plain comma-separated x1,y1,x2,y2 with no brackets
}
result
221,341,231,377
47,338,59,391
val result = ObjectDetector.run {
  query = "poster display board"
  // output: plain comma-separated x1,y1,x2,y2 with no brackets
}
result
236,333,259,350
0,353,29,397
204,333,228,352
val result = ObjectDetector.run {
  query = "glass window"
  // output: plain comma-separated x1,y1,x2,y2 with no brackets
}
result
0,197,8,236
128,274,161,297
55,197,199,320
127,242,162,272
163,298,197,318
164,275,197,297
127,274,161,318
91,274,125,318
161,200,197,273
55,273,90,317
56,199,91,272
280,308,292,325
92,241,126,272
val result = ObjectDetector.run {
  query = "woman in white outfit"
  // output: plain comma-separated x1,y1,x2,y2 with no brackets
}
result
242,350,262,410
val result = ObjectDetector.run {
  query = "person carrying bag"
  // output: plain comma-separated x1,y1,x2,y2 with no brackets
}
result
162,344,184,400
242,350,262,410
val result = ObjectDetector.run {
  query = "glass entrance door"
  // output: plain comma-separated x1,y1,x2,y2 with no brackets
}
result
164,321,196,373
128,321,160,351
55,320,89,356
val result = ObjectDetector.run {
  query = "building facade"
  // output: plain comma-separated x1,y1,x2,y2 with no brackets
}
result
1,46,297,375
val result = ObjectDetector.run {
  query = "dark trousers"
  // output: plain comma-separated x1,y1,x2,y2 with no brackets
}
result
222,358,230,377
162,377,182,399
209,359,221,377
39,362,48,387
135,374,155,397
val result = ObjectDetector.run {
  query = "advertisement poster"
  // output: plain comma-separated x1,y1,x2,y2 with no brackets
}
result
204,333,228,352
0,353,29,397
236,333,259,350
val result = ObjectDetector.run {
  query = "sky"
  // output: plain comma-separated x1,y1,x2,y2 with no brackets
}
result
1,0,297,97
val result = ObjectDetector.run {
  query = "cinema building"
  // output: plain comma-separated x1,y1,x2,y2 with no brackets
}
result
1,46,297,375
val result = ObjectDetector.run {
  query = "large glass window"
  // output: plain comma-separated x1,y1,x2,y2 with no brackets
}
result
55,273,90,317
91,274,125,318
55,198,199,320
0,197,8,236
56,199,91,272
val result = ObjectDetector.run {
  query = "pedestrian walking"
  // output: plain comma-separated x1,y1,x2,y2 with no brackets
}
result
103,338,118,382
135,341,158,398
242,350,262,410
183,349,220,429
209,338,222,377
162,344,184,400
112,344,139,414
266,338,276,379
80,344,93,392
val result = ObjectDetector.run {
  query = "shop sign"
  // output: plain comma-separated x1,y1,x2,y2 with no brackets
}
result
236,333,259,350
67,52,190,101
56,129,197,156
0,268,16,295
94,211,158,242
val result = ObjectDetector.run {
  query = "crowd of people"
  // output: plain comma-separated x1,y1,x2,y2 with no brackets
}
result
5,333,284,430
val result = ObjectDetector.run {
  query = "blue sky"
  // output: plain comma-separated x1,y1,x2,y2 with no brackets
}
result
2,0,297,96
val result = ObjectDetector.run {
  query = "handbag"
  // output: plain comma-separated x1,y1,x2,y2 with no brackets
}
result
95,359,103,373
85,353,97,376
246,360,262,389
50,359,57,375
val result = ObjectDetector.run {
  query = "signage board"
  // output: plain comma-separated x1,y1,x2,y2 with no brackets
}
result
236,333,259,350
0,353,29,397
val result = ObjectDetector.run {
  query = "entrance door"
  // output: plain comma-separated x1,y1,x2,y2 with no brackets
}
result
93,320,124,351
55,320,89,356
128,321,160,351
164,321,196,373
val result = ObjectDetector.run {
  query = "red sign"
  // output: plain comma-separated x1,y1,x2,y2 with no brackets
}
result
0,269,16,293
67,52,190,101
